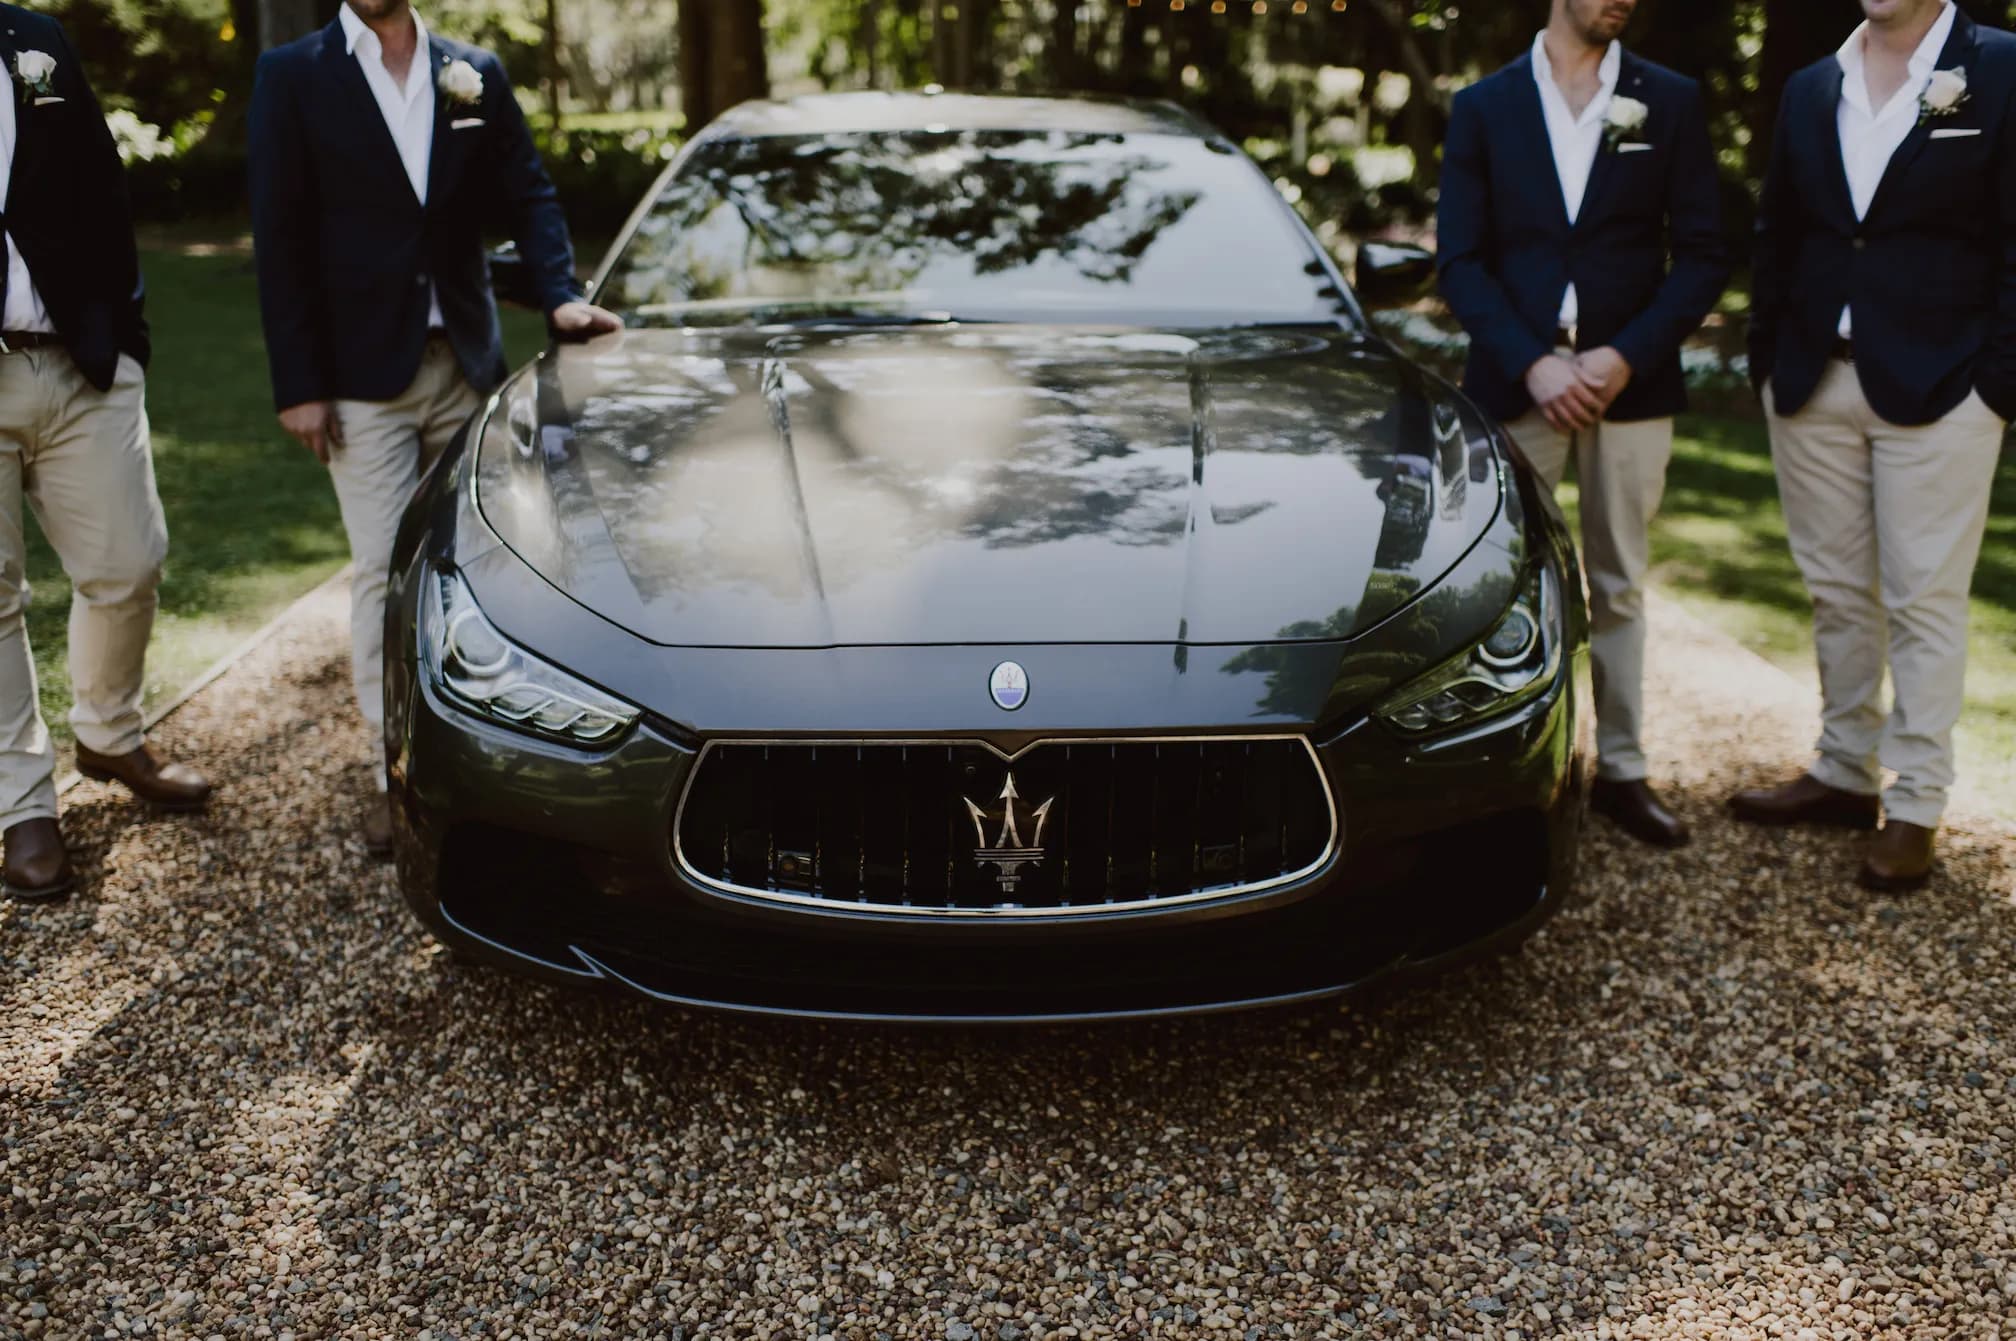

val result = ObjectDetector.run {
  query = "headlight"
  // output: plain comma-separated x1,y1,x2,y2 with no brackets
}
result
1375,563,1562,735
420,566,640,746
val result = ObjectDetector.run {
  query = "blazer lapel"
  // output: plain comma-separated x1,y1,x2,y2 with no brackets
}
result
1810,59,1858,229
0,23,48,206
1509,53,1573,232
1576,52,1643,229
1865,10,1978,221
322,20,422,209
424,38,471,210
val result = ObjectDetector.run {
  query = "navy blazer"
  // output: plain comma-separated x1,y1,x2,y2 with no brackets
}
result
1436,49,1729,424
248,22,583,412
0,5,148,391
1751,10,2016,426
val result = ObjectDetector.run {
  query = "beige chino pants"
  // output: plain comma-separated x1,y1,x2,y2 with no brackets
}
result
0,349,169,831
1504,405,1674,783
328,338,480,741
1765,361,2005,828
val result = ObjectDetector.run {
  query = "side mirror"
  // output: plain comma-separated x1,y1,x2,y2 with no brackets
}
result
487,242,541,310
1354,241,1437,311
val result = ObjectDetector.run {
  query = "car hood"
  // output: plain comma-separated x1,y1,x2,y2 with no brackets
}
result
474,324,1501,649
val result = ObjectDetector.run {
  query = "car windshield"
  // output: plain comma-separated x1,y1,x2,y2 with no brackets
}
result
596,127,1355,329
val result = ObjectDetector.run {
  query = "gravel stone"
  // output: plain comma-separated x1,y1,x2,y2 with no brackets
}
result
2,583,2014,1339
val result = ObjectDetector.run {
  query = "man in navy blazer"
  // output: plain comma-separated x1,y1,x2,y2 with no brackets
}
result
249,0,618,854
1437,0,1729,848
0,2,214,903
1734,0,2013,893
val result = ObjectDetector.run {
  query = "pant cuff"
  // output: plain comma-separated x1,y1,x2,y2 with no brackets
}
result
1880,794,1945,830
71,723,146,758
1809,753,1880,797
0,797,60,833
1595,762,1649,784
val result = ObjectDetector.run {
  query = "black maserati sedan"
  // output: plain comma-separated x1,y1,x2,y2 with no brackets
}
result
382,92,1593,1021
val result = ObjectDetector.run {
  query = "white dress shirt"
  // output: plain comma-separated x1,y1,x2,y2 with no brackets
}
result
1834,0,1957,339
1532,31,1622,330
0,67,56,334
339,3,444,328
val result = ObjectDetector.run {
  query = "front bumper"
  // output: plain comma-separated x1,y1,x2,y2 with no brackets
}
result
386,639,1590,1022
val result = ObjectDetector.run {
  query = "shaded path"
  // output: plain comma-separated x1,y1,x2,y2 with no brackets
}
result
2,581,2011,1340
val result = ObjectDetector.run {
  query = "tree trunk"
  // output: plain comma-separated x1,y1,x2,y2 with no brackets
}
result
1756,0,1840,172
957,0,994,88
1116,2,1150,94
1049,0,1079,90
680,0,770,132
932,0,956,85
257,0,319,48
544,0,563,129
1360,0,1448,120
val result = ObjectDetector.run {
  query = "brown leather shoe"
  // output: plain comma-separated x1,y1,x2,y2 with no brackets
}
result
1590,777,1691,848
1728,772,1880,829
362,795,394,860
1860,821,1935,894
4,818,74,902
75,743,213,812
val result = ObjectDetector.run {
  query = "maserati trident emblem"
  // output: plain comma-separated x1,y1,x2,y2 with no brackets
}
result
989,660,1029,711
964,772,1055,895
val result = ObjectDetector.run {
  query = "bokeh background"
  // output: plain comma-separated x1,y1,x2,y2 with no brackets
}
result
84,0,2016,243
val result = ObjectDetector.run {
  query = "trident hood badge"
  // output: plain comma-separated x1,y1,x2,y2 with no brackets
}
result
964,772,1055,895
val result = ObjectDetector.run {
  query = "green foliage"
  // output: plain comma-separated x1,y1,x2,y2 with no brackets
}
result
529,120,684,239
53,0,245,137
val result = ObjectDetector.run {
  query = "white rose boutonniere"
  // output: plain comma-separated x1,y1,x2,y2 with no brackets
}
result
440,58,483,107
1920,67,1969,123
13,50,57,101
1603,95,1650,149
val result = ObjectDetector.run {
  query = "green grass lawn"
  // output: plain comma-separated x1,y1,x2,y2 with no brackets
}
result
1561,415,2016,819
24,245,345,749
22,243,546,761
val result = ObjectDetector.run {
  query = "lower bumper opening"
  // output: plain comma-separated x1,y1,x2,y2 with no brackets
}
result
426,808,1558,1019
1385,810,1553,963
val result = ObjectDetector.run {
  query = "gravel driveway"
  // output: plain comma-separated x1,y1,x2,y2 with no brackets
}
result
3,582,2013,1341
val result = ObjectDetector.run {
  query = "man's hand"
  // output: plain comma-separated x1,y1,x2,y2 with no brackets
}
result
1525,354,1604,434
1574,346,1634,411
549,301,623,341
279,401,342,465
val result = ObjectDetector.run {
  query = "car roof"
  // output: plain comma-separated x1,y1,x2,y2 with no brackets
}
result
702,91,1217,141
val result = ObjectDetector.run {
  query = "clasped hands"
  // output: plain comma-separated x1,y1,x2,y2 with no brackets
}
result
1525,346,1632,435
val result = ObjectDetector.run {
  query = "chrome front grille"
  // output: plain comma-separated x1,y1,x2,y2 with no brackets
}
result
672,736,1337,917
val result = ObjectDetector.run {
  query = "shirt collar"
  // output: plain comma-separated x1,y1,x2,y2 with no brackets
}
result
339,3,431,59
1838,1,1956,110
1532,31,1623,114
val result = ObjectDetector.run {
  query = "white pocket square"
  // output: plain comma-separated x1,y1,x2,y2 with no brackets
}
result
1930,127,1981,139
31,96,62,106
1617,142,1654,153
451,117,485,130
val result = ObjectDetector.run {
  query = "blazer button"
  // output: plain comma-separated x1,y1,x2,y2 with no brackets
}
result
416,274,429,287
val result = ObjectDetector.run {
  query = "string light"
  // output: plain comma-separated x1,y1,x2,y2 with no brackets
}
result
1153,0,1338,10
1153,0,1343,12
